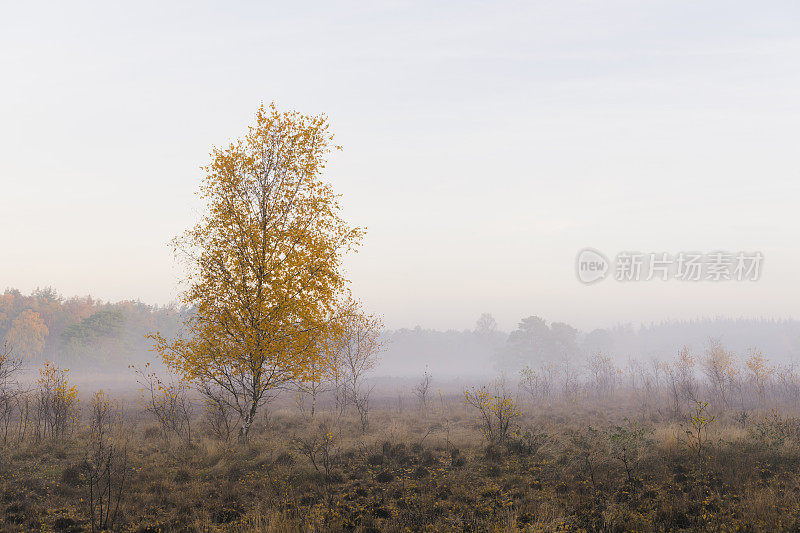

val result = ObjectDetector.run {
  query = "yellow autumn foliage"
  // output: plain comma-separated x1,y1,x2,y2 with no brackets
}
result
152,103,363,437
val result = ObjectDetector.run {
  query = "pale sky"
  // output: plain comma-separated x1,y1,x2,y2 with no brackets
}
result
2,1,800,331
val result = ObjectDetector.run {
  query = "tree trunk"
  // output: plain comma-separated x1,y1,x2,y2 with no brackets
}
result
238,400,258,442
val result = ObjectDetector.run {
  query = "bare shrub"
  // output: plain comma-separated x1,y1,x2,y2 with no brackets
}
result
608,420,653,484
89,390,121,443
703,340,738,409
569,425,604,491
663,346,698,416
587,352,619,399
85,390,128,533
413,368,432,411
85,440,129,532
200,383,237,441
331,308,382,432
519,365,550,404
134,363,193,444
293,422,337,479
0,342,23,444
746,349,775,407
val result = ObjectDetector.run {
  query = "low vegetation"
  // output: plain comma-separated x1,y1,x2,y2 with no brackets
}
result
1,343,800,531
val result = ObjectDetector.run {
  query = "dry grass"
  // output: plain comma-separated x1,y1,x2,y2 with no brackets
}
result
4,394,800,531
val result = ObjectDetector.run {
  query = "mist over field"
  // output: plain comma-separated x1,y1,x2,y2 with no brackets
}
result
4,287,799,382
4,1,800,531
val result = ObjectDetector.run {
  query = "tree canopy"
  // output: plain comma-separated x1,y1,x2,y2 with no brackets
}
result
153,103,364,438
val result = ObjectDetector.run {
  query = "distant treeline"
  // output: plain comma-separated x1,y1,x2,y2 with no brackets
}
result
0,288,184,369
378,314,800,377
3,289,799,376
